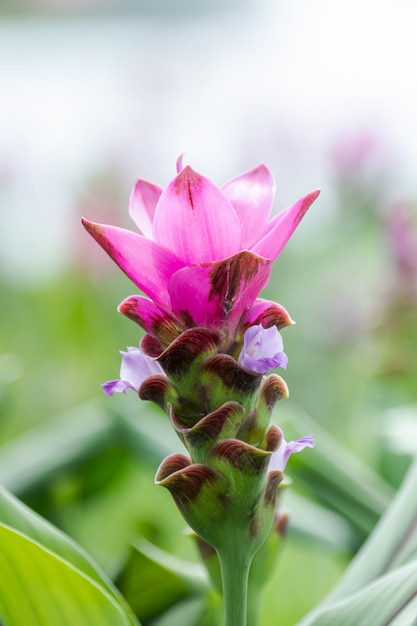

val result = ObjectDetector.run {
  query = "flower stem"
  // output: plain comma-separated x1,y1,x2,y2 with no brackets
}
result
218,540,253,626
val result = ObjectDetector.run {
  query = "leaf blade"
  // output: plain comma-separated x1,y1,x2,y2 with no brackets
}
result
296,559,417,626
0,524,132,626
0,485,139,625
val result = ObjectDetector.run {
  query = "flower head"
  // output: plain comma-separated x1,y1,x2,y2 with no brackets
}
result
84,158,319,585
82,160,319,351
238,324,288,374
102,346,164,396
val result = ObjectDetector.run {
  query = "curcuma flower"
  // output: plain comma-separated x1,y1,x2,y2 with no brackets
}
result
83,159,318,625
82,159,319,354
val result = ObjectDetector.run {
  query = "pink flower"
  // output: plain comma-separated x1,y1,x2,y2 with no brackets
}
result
82,160,319,351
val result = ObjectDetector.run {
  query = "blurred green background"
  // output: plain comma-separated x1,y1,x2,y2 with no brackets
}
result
1,1,417,624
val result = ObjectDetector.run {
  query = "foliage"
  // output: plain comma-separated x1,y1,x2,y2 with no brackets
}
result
1,161,417,624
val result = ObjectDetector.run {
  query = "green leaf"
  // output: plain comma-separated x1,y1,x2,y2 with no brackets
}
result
297,458,417,625
296,559,417,626
118,537,208,622
316,456,417,605
0,485,139,625
0,524,133,626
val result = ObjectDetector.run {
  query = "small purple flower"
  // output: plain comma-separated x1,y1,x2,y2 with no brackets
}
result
269,432,315,473
238,324,288,375
102,346,164,396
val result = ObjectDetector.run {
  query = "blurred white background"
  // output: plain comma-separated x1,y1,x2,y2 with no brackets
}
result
1,0,417,283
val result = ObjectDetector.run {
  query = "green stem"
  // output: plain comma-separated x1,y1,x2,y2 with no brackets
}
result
218,540,253,626
247,580,262,626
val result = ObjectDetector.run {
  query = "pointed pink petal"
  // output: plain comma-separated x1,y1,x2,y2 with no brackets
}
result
168,251,273,333
222,164,275,249
118,295,182,344
153,166,242,264
128,179,163,238
82,219,183,308
251,189,320,260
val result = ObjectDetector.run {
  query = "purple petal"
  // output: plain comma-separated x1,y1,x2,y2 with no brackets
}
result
152,166,242,264
238,325,288,374
269,433,315,473
102,346,165,396
128,179,163,238
168,251,273,333
82,219,183,309
251,189,320,260
102,379,135,396
222,164,275,249
120,346,164,385
118,295,182,344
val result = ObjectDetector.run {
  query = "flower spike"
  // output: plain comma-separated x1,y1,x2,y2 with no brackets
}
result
84,158,319,626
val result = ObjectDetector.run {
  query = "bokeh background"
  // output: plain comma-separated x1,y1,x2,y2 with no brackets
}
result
1,1,417,624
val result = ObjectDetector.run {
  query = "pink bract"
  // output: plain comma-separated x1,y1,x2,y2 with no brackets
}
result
82,161,319,351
